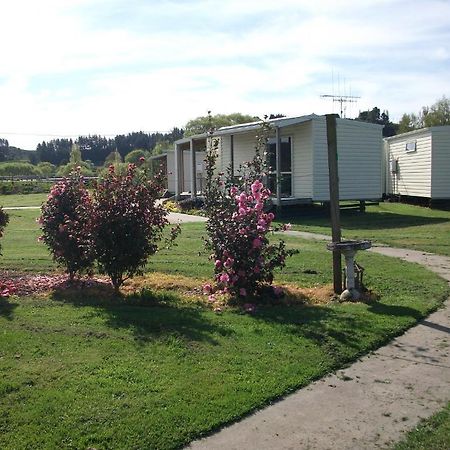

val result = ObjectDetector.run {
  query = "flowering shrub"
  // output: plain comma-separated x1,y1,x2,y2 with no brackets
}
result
39,169,95,279
92,163,179,289
204,122,296,300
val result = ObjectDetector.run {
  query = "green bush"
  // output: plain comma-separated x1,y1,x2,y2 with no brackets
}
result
0,162,42,177
0,180,52,195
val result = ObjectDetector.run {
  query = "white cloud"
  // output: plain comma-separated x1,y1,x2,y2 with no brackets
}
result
0,0,449,148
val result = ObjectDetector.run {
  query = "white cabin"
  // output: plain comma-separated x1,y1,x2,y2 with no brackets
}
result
173,114,383,203
384,126,450,199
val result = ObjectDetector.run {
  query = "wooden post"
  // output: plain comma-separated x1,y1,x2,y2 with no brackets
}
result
326,114,342,294
276,126,282,214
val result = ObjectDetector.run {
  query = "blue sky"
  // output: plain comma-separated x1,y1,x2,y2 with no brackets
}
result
0,0,449,149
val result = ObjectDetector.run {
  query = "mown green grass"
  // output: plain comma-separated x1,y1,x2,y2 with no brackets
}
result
0,193,48,207
393,403,450,450
0,213,449,448
278,202,450,256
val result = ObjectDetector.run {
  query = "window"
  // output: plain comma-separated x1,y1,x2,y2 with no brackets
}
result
405,141,416,153
267,137,292,197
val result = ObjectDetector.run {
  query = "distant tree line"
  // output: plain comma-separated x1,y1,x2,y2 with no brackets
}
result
356,96,450,136
1,100,449,172
35,128,184,166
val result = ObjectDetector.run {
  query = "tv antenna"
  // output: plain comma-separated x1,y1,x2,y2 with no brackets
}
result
320,94,360,118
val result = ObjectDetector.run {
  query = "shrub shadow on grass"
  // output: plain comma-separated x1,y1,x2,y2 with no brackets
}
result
280,209,449,231
253,298,425,362
50,284,234,346
366,301,424,320
0,298,18,320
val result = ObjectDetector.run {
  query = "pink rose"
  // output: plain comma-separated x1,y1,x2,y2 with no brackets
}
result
219,273,230,283
224,257,234,269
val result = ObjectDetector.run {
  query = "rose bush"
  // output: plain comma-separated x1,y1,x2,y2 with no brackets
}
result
39,169,95,279
203,123,296,300
92,163,179,289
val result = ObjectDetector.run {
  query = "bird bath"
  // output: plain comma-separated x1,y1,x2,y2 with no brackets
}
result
326,240,372,301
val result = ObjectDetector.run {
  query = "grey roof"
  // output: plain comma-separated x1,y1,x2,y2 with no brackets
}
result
174,113,382,144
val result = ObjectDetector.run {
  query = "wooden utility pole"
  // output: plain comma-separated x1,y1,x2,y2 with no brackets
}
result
326,114,342,294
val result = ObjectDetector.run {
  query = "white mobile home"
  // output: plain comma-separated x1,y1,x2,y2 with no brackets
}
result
384,126,450,200
149,150,206,193
174,114,383,204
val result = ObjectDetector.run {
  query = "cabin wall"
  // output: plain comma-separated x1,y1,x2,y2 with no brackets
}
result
312,118,382,201
385,130,432,198
431,127,450,199
167,150,206,193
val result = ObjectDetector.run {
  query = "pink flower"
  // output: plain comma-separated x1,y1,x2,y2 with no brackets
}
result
215,260,222,269
203,283,213,294
267,212,275,221
139,156,146,162
251,180,262,194
230,186,238,196
219,273,230,283
224,257,234,269
208,294,215,302
238,192,247,203
283,223,292,231
239,288,247,297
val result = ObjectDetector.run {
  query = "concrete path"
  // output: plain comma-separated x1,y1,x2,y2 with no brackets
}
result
167,212,207,224
187,235,450,450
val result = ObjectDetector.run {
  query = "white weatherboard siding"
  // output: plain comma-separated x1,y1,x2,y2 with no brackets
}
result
167,150,206,193
312,117,382,201
336,119,382,200
218,132,259,174
386,130,432,198
431,127,450,199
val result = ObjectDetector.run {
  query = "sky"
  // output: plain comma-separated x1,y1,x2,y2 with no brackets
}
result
0,0,449,149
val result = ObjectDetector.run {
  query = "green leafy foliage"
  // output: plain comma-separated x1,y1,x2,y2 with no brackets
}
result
184,112,256,137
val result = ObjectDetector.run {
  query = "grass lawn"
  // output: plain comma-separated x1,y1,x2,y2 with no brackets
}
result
277,202,450,256
0,192,48,208
393,403,450,450
0,211,449,448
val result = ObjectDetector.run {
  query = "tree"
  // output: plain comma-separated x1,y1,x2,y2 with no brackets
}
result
422,96,450,127
124,149,148,164
56,144,95,177
397,113,418,134
37,162,56,178
356,107,398,137
0,139,9,162
398,96,450,133
104,150,123,167
184,113,257,136
152,141,171,155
